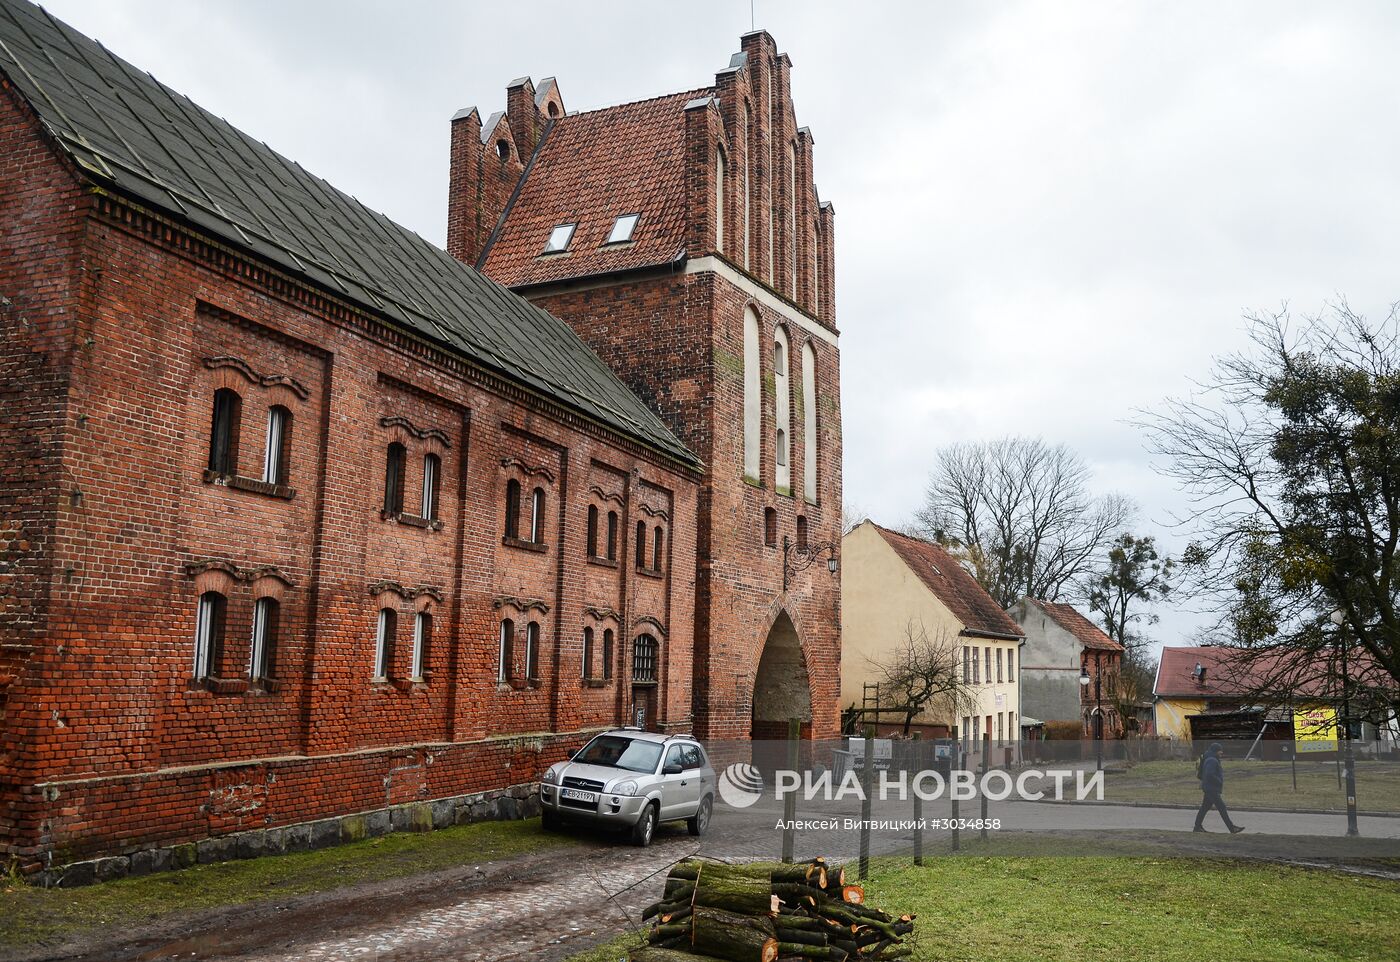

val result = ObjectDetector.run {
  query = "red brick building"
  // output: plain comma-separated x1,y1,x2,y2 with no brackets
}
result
0,3,839,879
451,30,843,742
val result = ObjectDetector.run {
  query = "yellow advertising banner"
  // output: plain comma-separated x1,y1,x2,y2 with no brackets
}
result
1293,706,1338,753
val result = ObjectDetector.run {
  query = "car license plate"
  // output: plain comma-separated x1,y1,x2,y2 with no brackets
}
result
561,788,597,803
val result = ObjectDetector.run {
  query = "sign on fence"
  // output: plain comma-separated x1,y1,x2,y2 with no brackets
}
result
1293,706,1338,753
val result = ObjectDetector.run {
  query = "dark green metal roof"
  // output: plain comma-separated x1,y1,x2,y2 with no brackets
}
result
0,0,697,468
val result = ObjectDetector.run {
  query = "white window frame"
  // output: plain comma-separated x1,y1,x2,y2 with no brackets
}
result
262,406,288,484
411,611,428,680
498,620,512,682
421,453,439,520
525,622,540,680
373,608,394,680
249,596,273,679
530,488,544,543
194,592,219,679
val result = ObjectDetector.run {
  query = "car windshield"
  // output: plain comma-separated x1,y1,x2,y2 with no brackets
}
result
574,735,663,774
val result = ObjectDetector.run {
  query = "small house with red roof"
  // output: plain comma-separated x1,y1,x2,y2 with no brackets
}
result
841,522,1024,752
1008,597,1126,739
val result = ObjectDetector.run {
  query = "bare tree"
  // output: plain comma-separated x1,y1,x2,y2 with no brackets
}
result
842,501,868,536
915,437,1134,608
866,621,979,735
1139,302,1400,712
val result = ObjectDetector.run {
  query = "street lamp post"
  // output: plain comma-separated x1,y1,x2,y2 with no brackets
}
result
1079,660,1102,772
1329,609,1361,837
781,535,839,593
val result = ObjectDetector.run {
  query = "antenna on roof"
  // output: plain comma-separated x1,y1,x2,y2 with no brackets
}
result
751,0,756,31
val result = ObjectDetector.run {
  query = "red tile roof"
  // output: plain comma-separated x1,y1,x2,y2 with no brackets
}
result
870,523,1024,640
1154,645,1332,699
1024,598,1122,653
480,89,709,288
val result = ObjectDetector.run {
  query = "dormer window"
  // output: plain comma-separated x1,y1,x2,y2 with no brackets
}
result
606,214,639,245
543,223,575,253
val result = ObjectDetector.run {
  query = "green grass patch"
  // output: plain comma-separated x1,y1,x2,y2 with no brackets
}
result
1106,758,1400,813
0,817,571,955
564,854,1400,962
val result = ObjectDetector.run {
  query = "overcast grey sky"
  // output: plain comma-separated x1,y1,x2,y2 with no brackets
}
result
41,0,1400,646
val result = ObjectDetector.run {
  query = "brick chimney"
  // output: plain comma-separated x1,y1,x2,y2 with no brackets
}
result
446,106,482,264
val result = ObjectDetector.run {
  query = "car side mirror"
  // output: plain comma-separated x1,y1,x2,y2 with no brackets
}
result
663,762,683,775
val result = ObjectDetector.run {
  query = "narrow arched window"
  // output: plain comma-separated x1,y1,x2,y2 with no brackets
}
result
587,505,599,557
653,525,664,572
412,611,431,679
208,389,241,476
796,515,808,550
802,341,818,502
764,507,777,547
263,405,291,485
504,479,521,539
607,511,619,561
421,453,441,521
374,607,397,680
525,622,541,681
715,147,726,252
530,487,545,543
498,619,514,682
193,590,227,679
743,308,761,480
632,634,658,683
635,520,647,570
249,596,279,681
774,328,791,489
384,443,406,515
602,629,615,681
582,627,594,679
788,141,798,298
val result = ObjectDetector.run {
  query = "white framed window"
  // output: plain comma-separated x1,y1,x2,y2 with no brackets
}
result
411,611,431,679
373,608,397,680
606,213,639,244
262,405,290,485
530,487,545,543
249,596,278,680
421,453,440,521
543,223,575,253
193,590,226,679
525,622,541,680
498,619,514,682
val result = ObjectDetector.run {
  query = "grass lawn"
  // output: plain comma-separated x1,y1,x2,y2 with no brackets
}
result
566,852,1400,962
0,817,569,956
1106,758,1400,813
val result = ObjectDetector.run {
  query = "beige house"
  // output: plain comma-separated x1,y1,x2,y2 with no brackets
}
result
842,521,1025,751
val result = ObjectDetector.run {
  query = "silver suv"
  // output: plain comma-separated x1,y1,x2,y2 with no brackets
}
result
539,729,715,846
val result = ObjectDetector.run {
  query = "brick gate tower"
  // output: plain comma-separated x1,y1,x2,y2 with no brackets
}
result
448,31,842,740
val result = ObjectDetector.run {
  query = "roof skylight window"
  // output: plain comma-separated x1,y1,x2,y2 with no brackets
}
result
606,213,640,245
543,223,576,253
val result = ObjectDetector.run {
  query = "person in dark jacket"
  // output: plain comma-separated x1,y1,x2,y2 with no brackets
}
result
1194,742,1244,833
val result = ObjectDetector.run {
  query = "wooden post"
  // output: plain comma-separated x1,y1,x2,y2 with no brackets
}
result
782,717,799,863
911,732,924,866
980,732,990,842
858,726,874,880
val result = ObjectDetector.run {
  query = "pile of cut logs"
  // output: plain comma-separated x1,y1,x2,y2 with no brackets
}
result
628,858,914,962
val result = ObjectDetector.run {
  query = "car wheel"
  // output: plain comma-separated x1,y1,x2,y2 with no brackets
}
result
687,795,712,837
631,802,657,847
541,808,561,832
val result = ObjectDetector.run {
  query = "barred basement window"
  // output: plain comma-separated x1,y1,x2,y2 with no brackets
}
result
498,619,514,682
411,611,431,680
530,487,545,543
602,629,615,681
421,453,441,521
582,627,594,679
193,590,227,679
384,443,406,515
504,479,521,539
587,505,599,556
525,622,541,681
373,608,397,680
632,634,658,683
207,388,241,476
262,405,291,485
249,596,279,681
